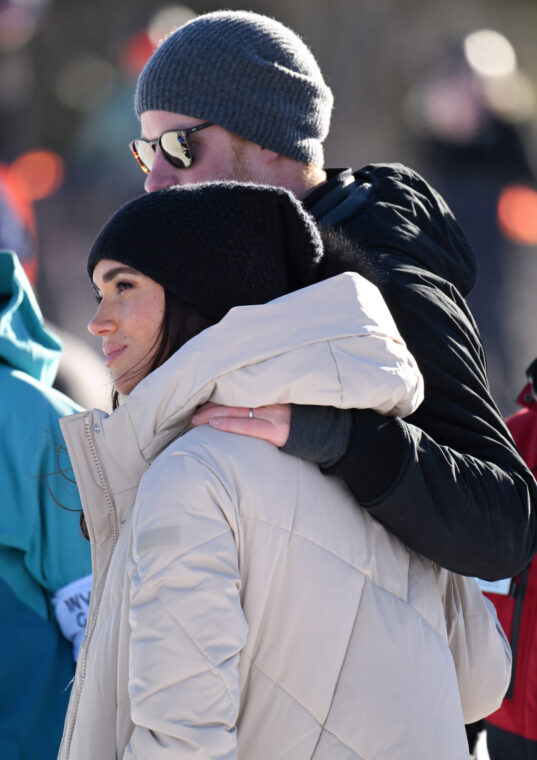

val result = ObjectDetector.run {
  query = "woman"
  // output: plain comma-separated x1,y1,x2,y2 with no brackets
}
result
58,182,510,760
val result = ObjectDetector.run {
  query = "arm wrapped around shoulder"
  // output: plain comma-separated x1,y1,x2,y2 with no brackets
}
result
438,569,512,724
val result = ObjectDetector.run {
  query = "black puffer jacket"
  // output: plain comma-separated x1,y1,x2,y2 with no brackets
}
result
303,163,537,579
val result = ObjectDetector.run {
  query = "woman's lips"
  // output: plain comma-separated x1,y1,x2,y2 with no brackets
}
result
104,346,126,367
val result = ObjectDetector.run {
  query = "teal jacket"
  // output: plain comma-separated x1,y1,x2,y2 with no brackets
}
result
0,251,91,759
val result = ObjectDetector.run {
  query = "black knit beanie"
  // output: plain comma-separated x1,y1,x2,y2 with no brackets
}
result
87,182,324,322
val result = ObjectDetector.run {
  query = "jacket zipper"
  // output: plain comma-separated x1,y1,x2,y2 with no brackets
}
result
63,412,119,758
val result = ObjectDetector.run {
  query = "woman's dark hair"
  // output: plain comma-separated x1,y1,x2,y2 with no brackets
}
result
80,292,213,539
317,225,382,287
84,227,372,535
111,290,214,410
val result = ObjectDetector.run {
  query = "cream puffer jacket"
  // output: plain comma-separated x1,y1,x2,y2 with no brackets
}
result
58,273,510,760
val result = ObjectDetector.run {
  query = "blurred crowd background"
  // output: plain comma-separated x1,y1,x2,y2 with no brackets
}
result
1,0,537,414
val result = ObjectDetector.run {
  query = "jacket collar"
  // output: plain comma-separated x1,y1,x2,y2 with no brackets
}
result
305,164,478,298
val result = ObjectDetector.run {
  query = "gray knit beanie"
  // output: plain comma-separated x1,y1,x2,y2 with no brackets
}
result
134,10,333,166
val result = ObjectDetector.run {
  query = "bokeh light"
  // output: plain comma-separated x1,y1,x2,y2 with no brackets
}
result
7,149,65,202
482,69,536,123
118,30,154,78
464,29,517,78
118,5,197,80
497,185,537,245
147,4,196,47
0,3,38,50
55,54,117,113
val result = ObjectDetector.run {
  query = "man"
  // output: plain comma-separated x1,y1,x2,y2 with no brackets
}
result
0,249,91,758
128,9,537,579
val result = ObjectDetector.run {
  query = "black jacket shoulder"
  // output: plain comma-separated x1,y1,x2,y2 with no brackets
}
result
306,163,537,578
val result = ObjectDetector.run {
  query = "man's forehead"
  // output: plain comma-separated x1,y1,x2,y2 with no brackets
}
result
140,109,203,137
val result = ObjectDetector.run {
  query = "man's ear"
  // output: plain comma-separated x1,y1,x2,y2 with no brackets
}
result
258,148,279,165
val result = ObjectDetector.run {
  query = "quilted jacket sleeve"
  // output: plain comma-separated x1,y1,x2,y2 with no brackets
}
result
438,568,512,725
123,450,247,760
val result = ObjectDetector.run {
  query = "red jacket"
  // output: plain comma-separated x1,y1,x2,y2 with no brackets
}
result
485,368,537,759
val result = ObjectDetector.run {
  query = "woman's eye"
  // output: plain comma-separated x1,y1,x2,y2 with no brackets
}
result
116,280,133,294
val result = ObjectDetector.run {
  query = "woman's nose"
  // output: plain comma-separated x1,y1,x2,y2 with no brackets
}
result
87,303,115,336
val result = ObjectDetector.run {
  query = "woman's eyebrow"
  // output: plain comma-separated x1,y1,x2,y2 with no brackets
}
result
101,266,140,283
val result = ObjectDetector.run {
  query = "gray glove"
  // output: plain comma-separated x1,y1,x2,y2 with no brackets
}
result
280,404,351,468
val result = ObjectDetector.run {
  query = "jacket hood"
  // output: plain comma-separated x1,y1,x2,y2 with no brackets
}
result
0,250,62,385
61,272,424,502
124,272,423,465
308,164,478,297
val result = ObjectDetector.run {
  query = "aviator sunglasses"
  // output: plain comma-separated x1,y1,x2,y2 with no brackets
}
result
129,121,214,174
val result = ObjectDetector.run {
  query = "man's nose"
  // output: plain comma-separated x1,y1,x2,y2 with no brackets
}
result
144,150,185,192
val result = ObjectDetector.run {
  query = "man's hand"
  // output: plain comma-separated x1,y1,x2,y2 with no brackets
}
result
191,402,291,447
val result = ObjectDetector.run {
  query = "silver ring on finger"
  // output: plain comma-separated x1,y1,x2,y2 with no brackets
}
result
248,408,254,419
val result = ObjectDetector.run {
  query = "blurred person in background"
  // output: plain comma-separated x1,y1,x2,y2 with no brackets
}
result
402,35,537,756
58,182,510,759
128,11,537,585
403,30,537,416
0,246,91,759
480,358,537,760
0,161,109,409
